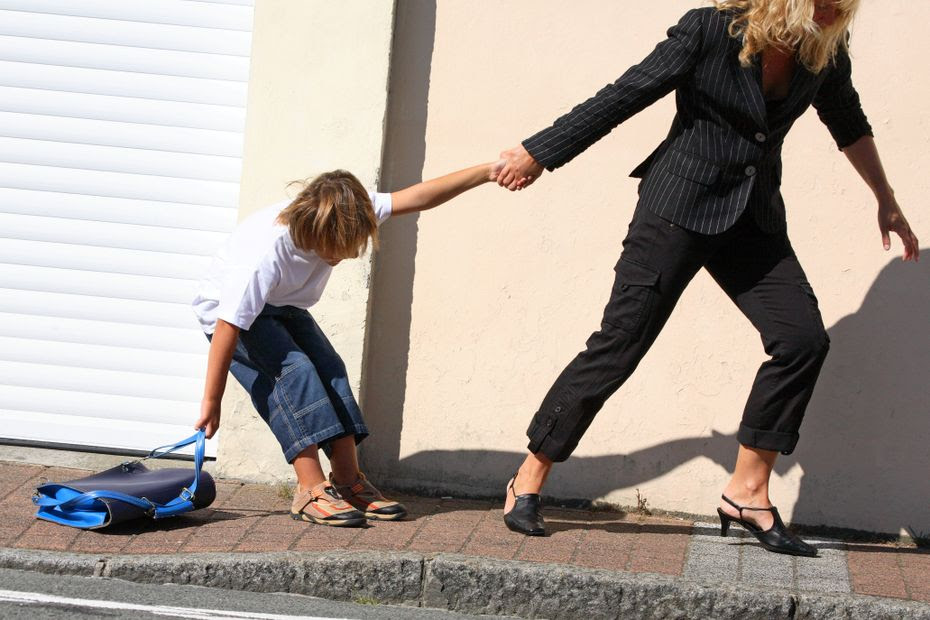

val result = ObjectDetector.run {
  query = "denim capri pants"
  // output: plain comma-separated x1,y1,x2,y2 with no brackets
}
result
211,304,369,462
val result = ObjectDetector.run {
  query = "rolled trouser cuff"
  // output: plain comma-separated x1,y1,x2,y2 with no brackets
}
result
737,423,799,455
526,411,578,463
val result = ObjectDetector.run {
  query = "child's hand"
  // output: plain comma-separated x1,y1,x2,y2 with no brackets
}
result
488,158,506,182
195,399,222,439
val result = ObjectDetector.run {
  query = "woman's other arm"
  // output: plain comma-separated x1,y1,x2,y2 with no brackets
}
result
842,135,919,261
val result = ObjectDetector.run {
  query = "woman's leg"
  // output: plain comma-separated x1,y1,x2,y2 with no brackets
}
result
706,223,829,531
511,207,712,506
720,445,778,529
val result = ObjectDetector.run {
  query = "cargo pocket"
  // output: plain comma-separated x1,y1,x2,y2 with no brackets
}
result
526,410,560,454
602,258,660,335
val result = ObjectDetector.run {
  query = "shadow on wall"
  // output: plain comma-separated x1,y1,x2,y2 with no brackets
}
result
776,254,930,535
359,2,436,473
380,254,930,536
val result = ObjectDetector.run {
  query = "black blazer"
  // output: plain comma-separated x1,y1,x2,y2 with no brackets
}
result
523,7,873,234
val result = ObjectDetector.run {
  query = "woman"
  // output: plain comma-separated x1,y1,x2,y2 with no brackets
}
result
496,0,919,556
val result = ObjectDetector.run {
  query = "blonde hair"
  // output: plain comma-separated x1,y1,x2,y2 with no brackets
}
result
714,0,860,73
277,170,379,259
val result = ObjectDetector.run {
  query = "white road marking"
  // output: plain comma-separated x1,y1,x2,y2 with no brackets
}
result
0,588,352,620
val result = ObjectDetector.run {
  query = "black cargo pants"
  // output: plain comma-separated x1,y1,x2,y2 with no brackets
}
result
527,205,830,461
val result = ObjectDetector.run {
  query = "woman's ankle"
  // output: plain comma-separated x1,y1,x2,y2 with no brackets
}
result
721,483,772,509
515,454,552,494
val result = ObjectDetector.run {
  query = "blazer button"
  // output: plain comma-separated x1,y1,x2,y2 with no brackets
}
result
754,132,766,143
745,165,757,176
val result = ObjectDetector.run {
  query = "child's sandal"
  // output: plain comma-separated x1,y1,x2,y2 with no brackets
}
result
330,472,408,521
290,482,367,527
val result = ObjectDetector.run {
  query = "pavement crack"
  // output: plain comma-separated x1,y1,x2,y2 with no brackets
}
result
417,556,428,608
401,500,440,551
457,506,491,554
569,520,589,564
92,558,108,578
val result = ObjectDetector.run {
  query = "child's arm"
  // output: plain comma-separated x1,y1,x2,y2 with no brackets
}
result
390,160,505,216
194,319,240,438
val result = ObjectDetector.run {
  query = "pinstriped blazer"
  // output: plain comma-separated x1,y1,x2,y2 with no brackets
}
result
522,7,873,234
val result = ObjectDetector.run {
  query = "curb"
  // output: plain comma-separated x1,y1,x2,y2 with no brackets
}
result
1,548,928,619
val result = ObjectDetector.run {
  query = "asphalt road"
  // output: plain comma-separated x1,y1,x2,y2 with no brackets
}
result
0,568,513,619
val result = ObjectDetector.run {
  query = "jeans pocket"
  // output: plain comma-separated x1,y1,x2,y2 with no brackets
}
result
602,257,660,334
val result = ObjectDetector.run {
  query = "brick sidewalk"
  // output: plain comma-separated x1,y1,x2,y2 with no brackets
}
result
2,461,927,605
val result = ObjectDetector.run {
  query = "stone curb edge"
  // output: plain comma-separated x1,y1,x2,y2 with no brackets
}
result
1,548,927,620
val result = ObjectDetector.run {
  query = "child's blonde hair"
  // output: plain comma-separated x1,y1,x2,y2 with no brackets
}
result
714,0,860,73
278,170,379,259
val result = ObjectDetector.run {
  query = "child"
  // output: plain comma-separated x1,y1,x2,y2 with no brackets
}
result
192,161,503,526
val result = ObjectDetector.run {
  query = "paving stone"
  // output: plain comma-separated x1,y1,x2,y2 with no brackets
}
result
848,548,909,599
685,538,740,581
516,526,584,564
739,543,795,589
346,517,421,551
13,520,81,551
290,522,362,551
459,515,521,560
796,546,850,594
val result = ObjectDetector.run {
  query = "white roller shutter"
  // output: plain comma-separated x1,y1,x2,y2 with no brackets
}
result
0,0,256,456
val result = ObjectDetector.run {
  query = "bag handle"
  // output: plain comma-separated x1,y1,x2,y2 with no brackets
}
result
33,429,207,519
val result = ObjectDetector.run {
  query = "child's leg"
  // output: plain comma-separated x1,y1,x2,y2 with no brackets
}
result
231,307,361,464
223,322,367,526
291,436,358,488
292,444,326,489
326,435,361,486
278,310,369,453
289,443,366,526
276,309,407,520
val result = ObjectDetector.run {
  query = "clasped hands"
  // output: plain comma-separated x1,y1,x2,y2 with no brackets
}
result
495,145,544,191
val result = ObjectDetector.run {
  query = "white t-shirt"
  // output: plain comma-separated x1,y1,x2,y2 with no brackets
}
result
192,191,392,334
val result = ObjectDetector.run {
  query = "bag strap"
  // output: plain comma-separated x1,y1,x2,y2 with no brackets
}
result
33,429,207,519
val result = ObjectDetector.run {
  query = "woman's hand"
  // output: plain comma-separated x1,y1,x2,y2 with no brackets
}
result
195,398,222,439
878,196,919,261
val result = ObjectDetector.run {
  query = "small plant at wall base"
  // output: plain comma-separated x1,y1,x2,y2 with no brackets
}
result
635,488,652,516
275,480,294,500
906,525,929,548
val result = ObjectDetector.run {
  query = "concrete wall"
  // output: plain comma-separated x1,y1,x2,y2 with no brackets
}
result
362,0,929,535
215,0,395,482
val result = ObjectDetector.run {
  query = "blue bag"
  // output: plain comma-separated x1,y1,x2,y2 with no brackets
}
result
32,430,216,529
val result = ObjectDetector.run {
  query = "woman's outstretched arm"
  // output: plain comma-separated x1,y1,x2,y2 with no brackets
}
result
842,135,919,261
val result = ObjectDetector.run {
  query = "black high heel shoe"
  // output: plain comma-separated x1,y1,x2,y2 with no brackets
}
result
717,494,817,557
503,473,545,536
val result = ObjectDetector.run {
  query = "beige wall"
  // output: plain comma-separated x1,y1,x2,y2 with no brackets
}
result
215,0,395,482
363,0,929,535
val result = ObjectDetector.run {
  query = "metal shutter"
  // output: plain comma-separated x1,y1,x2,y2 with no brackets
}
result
0,0,256,456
